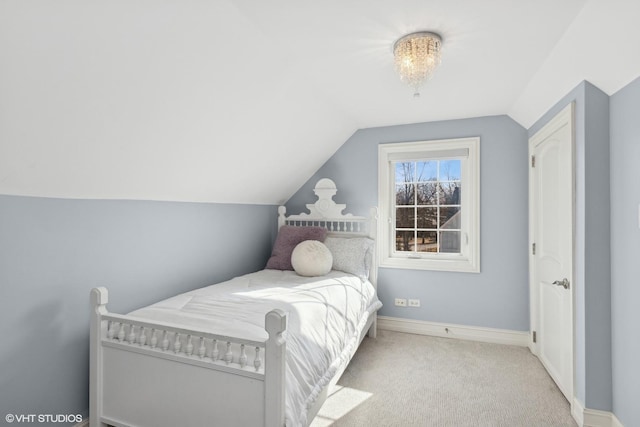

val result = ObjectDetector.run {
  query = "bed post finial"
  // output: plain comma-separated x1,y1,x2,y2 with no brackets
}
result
369,206,378,220
277,206,287,229
265,309,287,427
368,207,379,240
91,287,109,306
265,309,287,334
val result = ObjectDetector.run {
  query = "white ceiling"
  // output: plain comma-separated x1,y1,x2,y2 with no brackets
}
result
1,0,638,204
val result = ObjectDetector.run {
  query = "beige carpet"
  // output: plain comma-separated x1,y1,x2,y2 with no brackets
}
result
311,329,577,427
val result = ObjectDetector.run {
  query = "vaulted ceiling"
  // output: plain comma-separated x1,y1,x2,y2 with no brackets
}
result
1,0,639,204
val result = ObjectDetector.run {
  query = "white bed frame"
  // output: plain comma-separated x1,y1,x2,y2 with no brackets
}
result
89,178,378,427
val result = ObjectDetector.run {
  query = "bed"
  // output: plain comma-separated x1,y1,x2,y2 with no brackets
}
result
89,178,381,427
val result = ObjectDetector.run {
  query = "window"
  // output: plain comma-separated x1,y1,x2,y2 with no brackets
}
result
378,137,480,272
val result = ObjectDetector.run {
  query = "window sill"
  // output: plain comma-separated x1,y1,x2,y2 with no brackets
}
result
380,256,480,273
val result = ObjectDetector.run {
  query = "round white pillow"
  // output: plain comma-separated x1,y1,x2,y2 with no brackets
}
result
291,240,333,277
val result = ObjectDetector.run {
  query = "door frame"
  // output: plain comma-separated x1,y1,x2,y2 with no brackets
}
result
528,102,576,404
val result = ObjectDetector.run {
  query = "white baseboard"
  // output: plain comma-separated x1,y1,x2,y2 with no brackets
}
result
611,414,624,427
573,398,585,426
377,316,530,347
572,398,624,427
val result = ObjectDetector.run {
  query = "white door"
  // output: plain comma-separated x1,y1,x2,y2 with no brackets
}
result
529,103,574,402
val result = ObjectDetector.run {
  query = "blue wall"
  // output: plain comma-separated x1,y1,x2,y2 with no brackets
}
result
528,81,612,411
0,196,276,423
610,76,640,427
287,115,530,331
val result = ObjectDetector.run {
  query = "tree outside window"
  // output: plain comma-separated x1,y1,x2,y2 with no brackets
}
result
394,160,461,254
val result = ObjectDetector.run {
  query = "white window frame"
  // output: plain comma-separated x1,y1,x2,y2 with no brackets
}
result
378,137,480,273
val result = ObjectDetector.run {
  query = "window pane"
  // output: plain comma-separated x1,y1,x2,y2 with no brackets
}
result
440,182,461,205
396,184,415,205
416,231,438,252
395,162,415,183
417,183,438,205
396,207,414,228
395,230,414,252
440,231,461,253
416,161,437,182
439,159,461,181
439,206,461,228
416,207,437,229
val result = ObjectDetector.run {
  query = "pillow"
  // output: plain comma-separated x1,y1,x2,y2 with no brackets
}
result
324,237,375,280
291,240,333,277
265,225,328,270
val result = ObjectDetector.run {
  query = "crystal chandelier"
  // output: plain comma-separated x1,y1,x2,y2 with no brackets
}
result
393,31,442,97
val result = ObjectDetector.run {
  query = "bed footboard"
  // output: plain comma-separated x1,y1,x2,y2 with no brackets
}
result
90,287,287,427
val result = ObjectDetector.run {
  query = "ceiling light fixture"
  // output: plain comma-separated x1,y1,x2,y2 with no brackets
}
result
393,31,442,98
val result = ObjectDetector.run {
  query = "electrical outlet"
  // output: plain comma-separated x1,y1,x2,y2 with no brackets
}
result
394,298,407,307
408,299,421,307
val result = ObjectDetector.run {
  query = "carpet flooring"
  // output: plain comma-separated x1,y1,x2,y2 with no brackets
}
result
311,329,577,427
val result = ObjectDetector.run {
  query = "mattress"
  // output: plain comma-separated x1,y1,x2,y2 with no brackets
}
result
128,269,382,426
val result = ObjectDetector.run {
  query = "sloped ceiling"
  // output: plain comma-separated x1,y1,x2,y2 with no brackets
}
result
1,0,638,204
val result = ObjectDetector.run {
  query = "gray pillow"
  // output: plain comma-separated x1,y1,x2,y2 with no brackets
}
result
265,226,328,270
324,237,374,280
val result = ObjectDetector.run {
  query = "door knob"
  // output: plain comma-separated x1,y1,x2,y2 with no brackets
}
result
552,278,570,290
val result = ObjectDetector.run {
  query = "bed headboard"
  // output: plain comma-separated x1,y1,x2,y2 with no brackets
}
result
277,178,378,287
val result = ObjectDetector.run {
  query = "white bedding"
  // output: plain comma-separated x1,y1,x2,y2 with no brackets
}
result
128,269,382,427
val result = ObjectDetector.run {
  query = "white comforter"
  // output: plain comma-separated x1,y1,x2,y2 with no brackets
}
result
128,269,382,426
